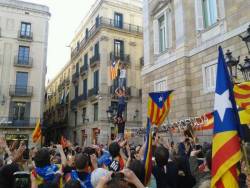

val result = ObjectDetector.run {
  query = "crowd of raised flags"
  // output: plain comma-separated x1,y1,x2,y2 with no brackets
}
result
17,46,249,187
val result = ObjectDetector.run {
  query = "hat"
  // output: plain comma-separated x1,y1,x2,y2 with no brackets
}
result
91,168,110,187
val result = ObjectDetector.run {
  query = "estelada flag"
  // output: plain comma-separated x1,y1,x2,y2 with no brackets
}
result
211,47,242,188
32,118,42,143
110,59,120,80
147,90,173,126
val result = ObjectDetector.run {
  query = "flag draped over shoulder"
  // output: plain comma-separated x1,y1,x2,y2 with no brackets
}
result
211,47,242,188
143,118,153,185
110,60,120,80
32,118,42,143
147,90,173,126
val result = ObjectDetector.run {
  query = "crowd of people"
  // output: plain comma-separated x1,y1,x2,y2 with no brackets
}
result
0,133,249,188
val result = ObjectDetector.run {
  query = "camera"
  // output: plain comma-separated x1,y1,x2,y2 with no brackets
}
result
14,171,31,188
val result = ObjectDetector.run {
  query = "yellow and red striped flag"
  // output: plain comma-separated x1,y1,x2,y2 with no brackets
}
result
32,118,42,143
110,60,120,80
147,90,173,126
211,47,242,188
234,82,250,110
193,112,214,131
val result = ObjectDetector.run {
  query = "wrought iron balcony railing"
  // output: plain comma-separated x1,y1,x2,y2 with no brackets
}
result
72,72,80,83
71,17,143,60
0,117,38,128
14,56,33,68
9,85,33,97
90,54,100,68
110,52,130,64
88,88,98,98
18,30,33,41
80,64,88,75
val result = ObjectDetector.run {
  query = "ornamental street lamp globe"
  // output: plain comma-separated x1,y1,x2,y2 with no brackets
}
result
225,49,240,81
239,56,250,81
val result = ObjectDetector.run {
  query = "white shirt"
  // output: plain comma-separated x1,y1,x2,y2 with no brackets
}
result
120,69,126,78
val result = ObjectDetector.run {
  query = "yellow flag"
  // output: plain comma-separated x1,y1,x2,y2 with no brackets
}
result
32,118,41,143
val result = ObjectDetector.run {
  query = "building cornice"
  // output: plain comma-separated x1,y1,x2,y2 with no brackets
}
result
0,0,50,17
142,22,250,76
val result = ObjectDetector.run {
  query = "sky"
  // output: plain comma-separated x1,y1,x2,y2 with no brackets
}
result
23,0,96,82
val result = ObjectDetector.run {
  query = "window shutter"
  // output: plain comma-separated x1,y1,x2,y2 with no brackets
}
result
167,11,172,48
195,0,204,31
153,19,159,55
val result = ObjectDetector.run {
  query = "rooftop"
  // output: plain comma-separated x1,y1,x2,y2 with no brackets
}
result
0,0,50,16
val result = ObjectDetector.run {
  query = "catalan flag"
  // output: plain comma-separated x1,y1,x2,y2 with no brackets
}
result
143,118,153,185
211,47,242,188
32,118,42,143
110,60,120,80
147,91,173,126
234,82,250,110
193,112,214,131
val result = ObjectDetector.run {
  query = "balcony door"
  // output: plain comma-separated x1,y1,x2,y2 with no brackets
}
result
114,40,124,59
20,22,31,37
18,46,30,65
94,42,99,57
16,72,28,95
93,70,99,93
10,101,31,126
114,12,123,28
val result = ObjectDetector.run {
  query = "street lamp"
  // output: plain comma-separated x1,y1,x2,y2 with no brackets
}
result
225,49,240,81
239,56,250,81
239,25,250,54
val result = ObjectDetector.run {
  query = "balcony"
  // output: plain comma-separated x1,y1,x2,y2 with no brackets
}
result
71,17,143,60
72,72,80,83
0,117,38,128
110,52,130,65
18,30,33,41
14,56,33,68
70,94,87,109
90,54,100,68
80,64,88,76
109,86,131,100
9,85,33,97
88,88,98,101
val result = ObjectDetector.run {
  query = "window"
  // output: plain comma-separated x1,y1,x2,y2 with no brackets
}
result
114,12,123,28
95,15,100,27
153,9,172,55
75,85,79,98
85,28,89,39
94,70,99,92
202,61,217,92
159,15,166,52
195,0,218,30
18,46,30,64
202,0,218,28
82,108,86,123
13,102,26,120
83,79,88,97
94,42,99,57
94,103,98,121
20,22,31,37
154,77,167,92
75,62,79,73
16,72,28,88
114,40,124,59
84,53,88,66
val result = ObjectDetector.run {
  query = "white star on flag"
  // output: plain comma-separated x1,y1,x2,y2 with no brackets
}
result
214,90,232,121
159,96,163,102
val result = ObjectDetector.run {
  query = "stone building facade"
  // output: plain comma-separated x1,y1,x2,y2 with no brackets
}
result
44,0,143,146
0,0,50,146
142,0,250,141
